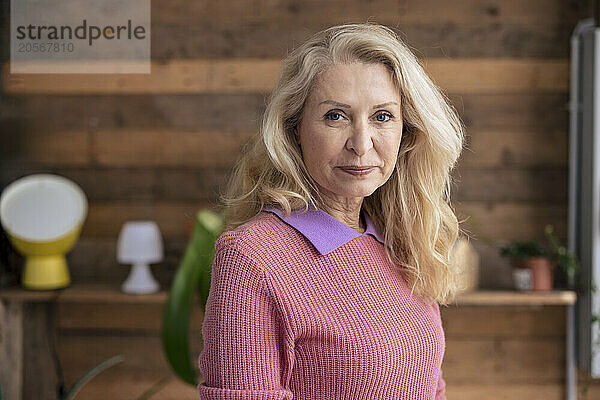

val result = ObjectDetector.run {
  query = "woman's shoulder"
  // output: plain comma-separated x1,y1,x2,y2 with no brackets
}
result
215,210,298,257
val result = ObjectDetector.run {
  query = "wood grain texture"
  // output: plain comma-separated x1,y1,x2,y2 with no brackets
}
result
443,338,563,382
59,371,198,400
0,128,567,169
0,165,566,204
66,237,189,285
81,201,217,239
453,167,567,202
151,0,587,25
2,58,568,94
150,22,577,59
445,383,564,400
58,302,203,333
440,306,565,338
22,303,59,400
1,0,592,396
0,301,23,400
61,200,569,241
460,129,568,168
455,201,566,242
56,290,569,336
0,93,566,132
57,334,203,381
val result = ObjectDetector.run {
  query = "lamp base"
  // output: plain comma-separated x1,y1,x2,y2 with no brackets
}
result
121,263,160,294
22,254,71,290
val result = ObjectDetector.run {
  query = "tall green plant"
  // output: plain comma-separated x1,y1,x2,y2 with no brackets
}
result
62,355,124,400
161,209,224,386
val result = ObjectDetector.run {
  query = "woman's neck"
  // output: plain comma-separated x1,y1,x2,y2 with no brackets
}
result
319,197,365,233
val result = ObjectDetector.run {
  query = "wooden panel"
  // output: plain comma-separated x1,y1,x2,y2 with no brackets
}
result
423,58,568,93
460,129,568,168
2,60,280,94
440,306,565,338
22,303,59,400
151,22,576,59
93,129,254,167
0,165,231,202
81,201,216,239
0,167,567,205
1,93,564,133
455,201,566,242
0,124,90,166
66,200,569,240
2,59,568,94
454,167,567,202
61,371,198,400
0,301,23,400
1,94,267,131
57,334,203,381
443,338,563,382
58,301,204,333
59,302,162,332
58,301,565,338
0,128,566,170
52,375,600,400
66,237,189,285
445,383,563,400
57,333,563,384
72,200,569,240
450,93,568,132
151,0,586,25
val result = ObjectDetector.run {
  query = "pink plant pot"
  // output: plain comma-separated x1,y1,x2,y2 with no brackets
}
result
527,257,553,291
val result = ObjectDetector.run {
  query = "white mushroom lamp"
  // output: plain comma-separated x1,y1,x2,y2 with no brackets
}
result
117,220,163,294
0,174,88,290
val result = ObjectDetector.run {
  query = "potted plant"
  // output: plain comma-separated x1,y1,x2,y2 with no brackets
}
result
499,240,553,291
161,209,225,386
544,224,580,291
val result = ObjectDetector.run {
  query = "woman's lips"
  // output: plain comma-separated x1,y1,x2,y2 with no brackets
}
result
339,166,376,176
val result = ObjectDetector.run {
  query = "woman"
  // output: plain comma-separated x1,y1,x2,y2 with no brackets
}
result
198,22,465,400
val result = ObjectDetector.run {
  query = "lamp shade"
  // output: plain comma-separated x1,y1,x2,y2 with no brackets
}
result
117,221,164,264
117,220,163,294
0,173,88,289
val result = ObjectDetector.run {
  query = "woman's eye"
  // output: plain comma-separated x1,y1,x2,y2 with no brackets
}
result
375,112,392,122
325,111,343,121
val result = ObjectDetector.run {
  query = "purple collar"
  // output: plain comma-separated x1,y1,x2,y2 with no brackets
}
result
262,202,384,255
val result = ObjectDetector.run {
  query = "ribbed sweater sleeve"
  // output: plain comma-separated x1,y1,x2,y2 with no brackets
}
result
197,236,294,400
433,302,446,400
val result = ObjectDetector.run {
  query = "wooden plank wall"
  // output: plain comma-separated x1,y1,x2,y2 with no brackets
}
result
1,0,599,398
0,0,587,287
56,300,600,399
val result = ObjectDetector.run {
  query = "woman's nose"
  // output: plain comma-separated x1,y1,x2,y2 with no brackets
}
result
346,119,374,156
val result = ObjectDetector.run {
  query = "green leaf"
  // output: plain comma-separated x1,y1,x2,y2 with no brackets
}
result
134,376,171,400
62,355,124,400
161,209,223,386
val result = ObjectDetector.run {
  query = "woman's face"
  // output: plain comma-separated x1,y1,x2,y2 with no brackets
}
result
297,62,403,204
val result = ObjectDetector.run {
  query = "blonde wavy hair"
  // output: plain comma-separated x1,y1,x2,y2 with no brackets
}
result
220,22,466,306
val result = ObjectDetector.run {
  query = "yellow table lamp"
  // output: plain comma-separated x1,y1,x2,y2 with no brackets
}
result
0,174,88,290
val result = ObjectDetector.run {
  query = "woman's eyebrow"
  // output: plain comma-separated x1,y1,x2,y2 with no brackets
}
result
318,100,398,109
319,99,351,108
373,101,398,109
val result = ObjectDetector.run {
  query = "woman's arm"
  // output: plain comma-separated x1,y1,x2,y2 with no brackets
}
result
435,369,446,400
433,301,446,400
197,237,294,400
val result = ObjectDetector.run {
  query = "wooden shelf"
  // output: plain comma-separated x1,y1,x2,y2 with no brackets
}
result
0,283,577,306
0,283,170,304
454,290,577,306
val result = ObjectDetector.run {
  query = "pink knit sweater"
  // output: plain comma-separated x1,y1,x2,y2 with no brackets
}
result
198,204,446,399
